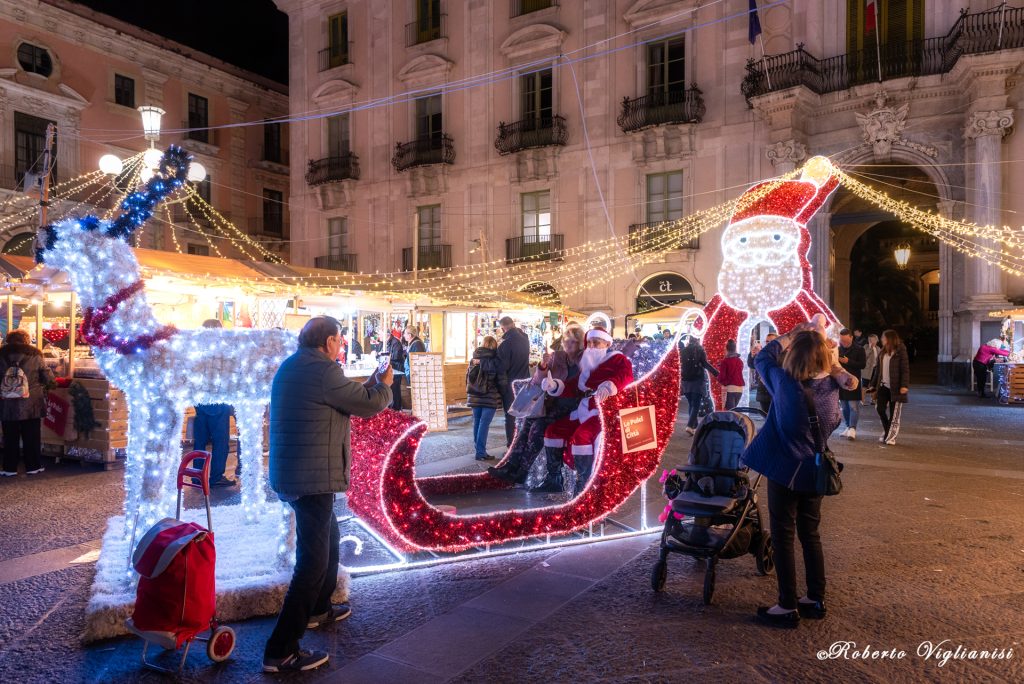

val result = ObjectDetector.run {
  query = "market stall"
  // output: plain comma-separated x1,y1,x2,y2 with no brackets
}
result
625,301,706,339
989,309,1024,404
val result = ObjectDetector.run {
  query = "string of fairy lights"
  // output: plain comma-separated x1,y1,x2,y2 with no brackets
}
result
4,155,1024,308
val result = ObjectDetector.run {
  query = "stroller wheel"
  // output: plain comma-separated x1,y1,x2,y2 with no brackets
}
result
755,532,775,576
651,559,668,592
702,560,717,605
207,625,235,663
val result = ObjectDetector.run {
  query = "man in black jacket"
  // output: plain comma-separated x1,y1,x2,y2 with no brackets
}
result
263,316,392,673
496,316,530,447
680,335,718,435
838,328,866,441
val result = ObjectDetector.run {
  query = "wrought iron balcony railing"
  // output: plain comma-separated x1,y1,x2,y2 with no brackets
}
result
318,46,350,72
391,134,455,172
617,85,706,133
628,222,699,253
741,6,1024,102
406,14,446,46
402,244,452,271
511,0,555,17
315,254,358,272
495,116,567,155
306,154,360,185
505,234,564,264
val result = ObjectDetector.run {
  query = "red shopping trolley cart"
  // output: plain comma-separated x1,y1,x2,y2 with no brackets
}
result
125,450,236,673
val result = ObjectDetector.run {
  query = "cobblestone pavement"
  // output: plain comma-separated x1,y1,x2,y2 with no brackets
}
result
0,385,1021,683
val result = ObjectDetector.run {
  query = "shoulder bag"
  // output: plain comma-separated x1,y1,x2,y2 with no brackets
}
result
801,385,843,496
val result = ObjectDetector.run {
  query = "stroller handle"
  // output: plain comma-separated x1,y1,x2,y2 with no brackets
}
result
731,406,768,419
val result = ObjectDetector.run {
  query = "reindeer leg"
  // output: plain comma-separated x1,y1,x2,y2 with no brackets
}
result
123,399,182,539
235,402,267,522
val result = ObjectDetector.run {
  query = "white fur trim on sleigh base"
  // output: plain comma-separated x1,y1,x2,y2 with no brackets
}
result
82,503,349,643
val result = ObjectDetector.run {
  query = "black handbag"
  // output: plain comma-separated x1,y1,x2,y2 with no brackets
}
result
802,385,843,496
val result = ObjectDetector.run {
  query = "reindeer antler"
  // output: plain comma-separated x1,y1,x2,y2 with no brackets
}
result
106,145,191,240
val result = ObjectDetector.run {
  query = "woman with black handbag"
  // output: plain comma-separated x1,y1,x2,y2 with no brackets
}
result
487,323,585,488
742,315,857,628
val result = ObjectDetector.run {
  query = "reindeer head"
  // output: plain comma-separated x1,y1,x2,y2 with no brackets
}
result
36,146,191,308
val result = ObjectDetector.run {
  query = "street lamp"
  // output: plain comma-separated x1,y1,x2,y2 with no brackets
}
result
894,242,912,269
137,105,165,143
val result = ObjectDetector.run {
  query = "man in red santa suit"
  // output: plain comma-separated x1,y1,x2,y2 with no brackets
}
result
538,328,634,496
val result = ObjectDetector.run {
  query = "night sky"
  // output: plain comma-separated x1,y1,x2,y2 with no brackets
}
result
71,0,289,84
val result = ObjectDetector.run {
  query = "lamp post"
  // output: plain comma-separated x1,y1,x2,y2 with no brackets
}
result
894,242,911,270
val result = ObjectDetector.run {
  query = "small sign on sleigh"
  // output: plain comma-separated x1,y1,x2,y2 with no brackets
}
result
44,391,71,438
619,405,658,453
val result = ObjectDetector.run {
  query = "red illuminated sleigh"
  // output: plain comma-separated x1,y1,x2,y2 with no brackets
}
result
347,346,680,553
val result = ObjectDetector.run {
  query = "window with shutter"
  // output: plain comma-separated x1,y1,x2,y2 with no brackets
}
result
415,95,443,145
520,69,553,126
327,114,350,157
328,12,349,67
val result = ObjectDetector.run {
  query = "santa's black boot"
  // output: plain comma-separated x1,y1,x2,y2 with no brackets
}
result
531,448,565,493
572,454,595,496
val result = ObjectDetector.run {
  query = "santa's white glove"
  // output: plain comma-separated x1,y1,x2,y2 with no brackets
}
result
540,370,557,393
593,383,614,402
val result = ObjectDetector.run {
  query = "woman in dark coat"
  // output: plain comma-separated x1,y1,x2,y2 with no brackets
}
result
866,329,910,445
742,316,858,627
0,330,55,476
487,323,585,488
467,336,504,461
680,336,718,435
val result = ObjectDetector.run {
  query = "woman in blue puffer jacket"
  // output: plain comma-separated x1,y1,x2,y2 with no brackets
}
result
741,315,857,629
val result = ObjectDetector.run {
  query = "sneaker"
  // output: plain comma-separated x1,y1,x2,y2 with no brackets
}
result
210,476,238,487
307,603,352,629
262,649,329,673
0,471,17,477
878,436,887,443
885,437,897,446
474,453,495,461
846,428,856,441
26,467,45,475
839,427,850,438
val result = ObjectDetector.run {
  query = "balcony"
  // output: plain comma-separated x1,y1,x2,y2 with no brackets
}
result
617,85,706,133
495,116,568,155
248,217,287,239
511,0,555,17
402,244,452,271
628,222,699,253
391,134,455,172
741,6,1024,102
315,254,358,272
318,46,350,72
406,14,446,46
306,154,360,185
505,234,564,265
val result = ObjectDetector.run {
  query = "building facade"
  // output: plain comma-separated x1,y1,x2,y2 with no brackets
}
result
0,0,291,260
276,0,1024,384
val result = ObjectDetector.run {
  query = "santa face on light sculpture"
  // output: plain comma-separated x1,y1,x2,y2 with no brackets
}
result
700,156,841,408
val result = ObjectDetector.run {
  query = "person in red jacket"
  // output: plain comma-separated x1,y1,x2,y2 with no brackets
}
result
717,339,745,409
541,328,634,496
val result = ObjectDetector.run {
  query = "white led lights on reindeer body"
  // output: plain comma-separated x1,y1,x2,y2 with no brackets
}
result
40,150,297,564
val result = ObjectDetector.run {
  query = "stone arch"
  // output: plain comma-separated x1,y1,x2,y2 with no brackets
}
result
519,280,560,305
311,78,360,105
2,232,36,256
396,54,454,87
635,271,694,312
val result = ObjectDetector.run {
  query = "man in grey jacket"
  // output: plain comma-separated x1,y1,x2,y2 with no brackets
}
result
263,316,392,673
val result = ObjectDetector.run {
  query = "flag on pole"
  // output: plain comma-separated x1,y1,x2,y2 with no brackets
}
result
865,0,878,33
748,0,762,45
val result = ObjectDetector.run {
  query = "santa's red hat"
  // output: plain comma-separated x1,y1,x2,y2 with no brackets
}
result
586,328,613,344
730,168,839,226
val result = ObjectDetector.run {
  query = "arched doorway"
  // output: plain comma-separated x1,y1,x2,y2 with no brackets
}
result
2,232,36,257
519,281,560,306
635,272,694,313
830,165,941,381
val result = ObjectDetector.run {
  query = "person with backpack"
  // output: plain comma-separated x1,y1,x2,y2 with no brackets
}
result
680,335,718,436
0,330,54,476
466,336,504,461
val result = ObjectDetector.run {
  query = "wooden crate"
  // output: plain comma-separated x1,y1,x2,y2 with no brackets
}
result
1010,365,1024,403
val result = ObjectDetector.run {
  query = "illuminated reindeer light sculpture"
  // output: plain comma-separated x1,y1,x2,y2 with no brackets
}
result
38,147,294,541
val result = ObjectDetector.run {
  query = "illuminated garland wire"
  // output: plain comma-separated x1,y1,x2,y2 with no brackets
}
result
183,186,284,264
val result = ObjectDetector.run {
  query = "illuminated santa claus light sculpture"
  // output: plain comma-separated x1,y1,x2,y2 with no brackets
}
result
699,156,841,407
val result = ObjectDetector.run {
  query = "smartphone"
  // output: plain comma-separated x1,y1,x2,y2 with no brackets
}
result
376,352,391,373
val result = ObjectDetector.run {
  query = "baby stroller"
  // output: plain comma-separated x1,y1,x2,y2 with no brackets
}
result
125,451,236,673
652,408,773,604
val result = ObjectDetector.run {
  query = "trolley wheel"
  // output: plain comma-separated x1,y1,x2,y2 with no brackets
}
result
651,559,668,592
702,559,717,605
755,532,775,576
207,625,235,663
